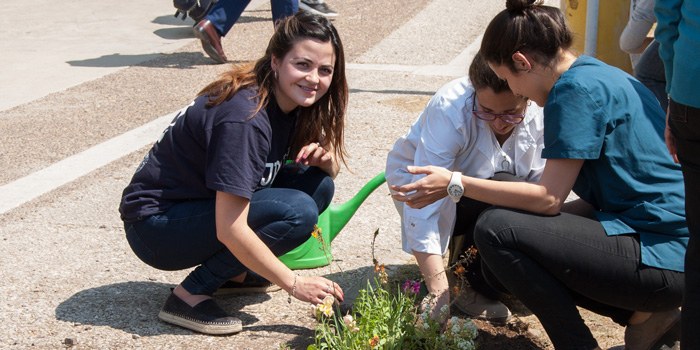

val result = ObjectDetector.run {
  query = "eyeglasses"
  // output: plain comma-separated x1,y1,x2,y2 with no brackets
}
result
471,95,526,124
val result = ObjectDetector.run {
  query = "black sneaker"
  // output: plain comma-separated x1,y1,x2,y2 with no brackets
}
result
214,271,281,296
299,0,338,17
158,293,242,335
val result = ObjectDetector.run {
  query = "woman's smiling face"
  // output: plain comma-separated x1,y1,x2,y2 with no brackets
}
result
272,38,336,113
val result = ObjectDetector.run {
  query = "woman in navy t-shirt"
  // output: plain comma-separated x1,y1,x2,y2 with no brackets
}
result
119,12,348,335
391,1,687,349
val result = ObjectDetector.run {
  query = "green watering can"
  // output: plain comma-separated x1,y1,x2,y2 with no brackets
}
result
279,171,386,269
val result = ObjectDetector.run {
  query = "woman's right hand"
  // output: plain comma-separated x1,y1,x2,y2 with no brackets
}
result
293,275,344,305
390,165,453,209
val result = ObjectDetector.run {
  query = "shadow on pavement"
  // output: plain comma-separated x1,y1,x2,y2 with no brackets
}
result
153,26,196,40
55,281,271,337
66,52,233,69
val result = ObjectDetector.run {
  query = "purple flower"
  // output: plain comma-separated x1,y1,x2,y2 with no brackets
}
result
402,279,421,294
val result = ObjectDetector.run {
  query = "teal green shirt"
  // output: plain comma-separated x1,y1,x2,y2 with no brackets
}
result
655,0,700,108
543,56,688,272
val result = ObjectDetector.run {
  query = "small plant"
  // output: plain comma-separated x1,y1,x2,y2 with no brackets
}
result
308,229,479,350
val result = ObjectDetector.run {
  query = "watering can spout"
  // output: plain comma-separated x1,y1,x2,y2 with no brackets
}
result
323,171,387,242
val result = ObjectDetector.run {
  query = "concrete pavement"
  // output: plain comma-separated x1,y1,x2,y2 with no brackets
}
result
0,1,623,349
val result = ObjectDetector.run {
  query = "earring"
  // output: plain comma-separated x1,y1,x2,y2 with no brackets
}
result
274,70,278,80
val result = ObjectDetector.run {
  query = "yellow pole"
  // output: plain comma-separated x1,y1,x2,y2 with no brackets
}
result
561,0,633,73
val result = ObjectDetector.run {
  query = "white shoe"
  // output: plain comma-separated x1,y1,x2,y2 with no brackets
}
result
453,287,511,325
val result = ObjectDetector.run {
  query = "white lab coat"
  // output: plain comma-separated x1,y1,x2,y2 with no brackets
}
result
385,76,546,256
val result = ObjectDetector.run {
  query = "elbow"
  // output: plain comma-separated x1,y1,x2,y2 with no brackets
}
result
535,195,564,216
619,34,643,54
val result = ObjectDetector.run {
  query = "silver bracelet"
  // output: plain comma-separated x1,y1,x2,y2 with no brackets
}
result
288,274,297,304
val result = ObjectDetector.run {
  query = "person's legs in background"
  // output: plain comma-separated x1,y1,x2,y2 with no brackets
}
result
635,40,668,111
205,0,251,37
299,0,338,17
193,0,250,63
668,99,700,350
270,0,299,24
194,0,300,64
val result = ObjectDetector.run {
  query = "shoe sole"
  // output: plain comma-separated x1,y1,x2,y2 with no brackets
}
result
453,304,511,325
474,314,511,326
192,27,227,64
213,284,282,296
158,310,242,335
452,300,512,325
298,4,338,17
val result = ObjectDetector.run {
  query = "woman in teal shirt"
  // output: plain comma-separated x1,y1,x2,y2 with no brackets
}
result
391,1,688,349
655,1,700,348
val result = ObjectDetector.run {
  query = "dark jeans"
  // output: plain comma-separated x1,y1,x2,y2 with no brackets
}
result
124,165,333,295
635,40,668,111
474,208,684,350
206,0,298,36
669,98,700,350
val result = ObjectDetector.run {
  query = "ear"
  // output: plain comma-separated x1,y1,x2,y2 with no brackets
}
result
271,55,280,71
511,52,532,72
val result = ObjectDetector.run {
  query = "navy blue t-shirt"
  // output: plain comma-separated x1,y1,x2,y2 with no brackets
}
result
119,87,296,222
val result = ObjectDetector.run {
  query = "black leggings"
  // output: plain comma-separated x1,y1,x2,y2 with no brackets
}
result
473,208,684,350
669,98,700,350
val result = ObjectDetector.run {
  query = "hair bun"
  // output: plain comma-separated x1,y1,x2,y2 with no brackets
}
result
506,0,541,12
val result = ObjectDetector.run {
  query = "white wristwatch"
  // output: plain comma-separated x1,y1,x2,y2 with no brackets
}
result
447,171,464,203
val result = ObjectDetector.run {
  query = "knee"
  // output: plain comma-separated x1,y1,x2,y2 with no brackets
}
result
315,174,335,212
287,192,319,236
473,208,513,251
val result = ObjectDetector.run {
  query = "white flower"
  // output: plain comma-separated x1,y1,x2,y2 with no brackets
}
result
313,295,335,319
342,314,359,332
452,323,460,335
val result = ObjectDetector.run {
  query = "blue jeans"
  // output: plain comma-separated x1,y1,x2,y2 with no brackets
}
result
474,208,684,350
668,99,700,350
206,0,298,36
124,165,333,295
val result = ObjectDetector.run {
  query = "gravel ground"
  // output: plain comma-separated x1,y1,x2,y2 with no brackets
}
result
0,0,628,349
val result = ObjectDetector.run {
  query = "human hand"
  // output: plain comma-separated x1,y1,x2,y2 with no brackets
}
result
390,165,452,209
295,142,332,168
420,290,450,324
294,275,344,305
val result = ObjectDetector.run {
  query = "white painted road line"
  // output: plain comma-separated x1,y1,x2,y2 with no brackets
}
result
0,112,175,214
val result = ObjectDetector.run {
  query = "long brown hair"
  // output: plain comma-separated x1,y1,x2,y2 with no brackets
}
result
480,0,573,71
197,11,349,167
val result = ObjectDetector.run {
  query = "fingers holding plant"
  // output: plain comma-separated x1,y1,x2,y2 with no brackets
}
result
294,275,344,305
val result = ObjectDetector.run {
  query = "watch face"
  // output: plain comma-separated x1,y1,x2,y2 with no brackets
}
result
448,184,463,197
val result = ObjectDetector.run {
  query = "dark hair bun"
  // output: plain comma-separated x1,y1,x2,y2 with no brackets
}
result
506,0,541,12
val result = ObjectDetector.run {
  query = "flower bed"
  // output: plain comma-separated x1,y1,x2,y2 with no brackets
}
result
307,229,479,350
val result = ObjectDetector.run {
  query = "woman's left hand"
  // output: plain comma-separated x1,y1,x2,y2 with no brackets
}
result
295,142,339,178
296,142,332,168
390,165,453,209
